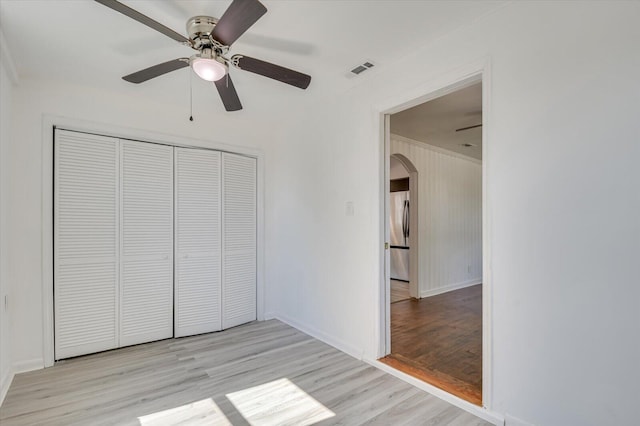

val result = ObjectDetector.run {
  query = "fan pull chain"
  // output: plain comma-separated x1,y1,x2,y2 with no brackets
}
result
189,68,194,122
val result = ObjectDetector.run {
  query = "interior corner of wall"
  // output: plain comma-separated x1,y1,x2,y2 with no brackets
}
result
263,311,278,320
0,367,14,405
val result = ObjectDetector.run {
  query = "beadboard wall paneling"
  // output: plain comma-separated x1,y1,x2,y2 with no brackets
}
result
391,135,482,296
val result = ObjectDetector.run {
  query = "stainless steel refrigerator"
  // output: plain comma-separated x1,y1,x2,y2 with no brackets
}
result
390,190,410,282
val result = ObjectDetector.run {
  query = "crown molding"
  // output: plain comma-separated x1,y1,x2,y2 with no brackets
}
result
390,133,482,165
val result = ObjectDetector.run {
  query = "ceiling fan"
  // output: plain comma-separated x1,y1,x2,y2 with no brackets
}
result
95,0,312,111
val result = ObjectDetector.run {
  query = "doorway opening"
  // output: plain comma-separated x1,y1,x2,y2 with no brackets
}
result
381,80,484,406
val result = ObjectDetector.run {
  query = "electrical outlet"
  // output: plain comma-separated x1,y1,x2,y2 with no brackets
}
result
467,265,471,274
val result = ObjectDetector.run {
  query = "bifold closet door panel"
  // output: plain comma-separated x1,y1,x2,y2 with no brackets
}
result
54,130,119,359
119,140,174,346
222,153,257,329
174,148,222,337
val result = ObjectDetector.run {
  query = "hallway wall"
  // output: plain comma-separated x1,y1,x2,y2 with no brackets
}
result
0,40,15,402
266,2,640,424
391,135,482,297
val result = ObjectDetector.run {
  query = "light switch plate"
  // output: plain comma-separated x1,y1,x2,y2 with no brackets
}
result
345,201,354,216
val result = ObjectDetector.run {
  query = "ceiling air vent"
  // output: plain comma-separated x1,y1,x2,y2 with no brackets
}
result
350,61,375,75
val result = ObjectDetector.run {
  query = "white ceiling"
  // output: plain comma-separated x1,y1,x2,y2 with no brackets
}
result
0,1,504,115
391,82,483,160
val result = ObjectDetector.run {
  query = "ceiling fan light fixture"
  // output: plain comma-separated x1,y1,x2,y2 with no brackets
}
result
97,0,311,111
192,55,228,82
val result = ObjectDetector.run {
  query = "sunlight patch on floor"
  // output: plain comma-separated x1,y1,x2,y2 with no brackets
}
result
138,398,231,426
226,378,335,426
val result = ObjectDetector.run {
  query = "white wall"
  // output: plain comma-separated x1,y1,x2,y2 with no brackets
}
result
4,78,277,372
391,135,482,297
0,37,15,402
4,1,640,424
267,2,640,425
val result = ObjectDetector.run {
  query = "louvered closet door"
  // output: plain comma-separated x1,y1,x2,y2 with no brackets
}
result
222,153,257,329
54,130,119,359
174,148,222,337
119,141,174,346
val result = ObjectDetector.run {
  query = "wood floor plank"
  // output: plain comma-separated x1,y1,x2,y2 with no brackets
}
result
389,284,483,404
380,354,482,406
0,320,490,425
365,390,464,426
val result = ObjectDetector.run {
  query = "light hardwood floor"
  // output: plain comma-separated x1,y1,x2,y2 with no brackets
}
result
0,320,491,425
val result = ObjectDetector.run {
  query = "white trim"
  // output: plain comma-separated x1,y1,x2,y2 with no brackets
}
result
52,120,263,157
0,28,19,84
272,313,364,361
390,133,482,165
420,279,482,299
42,120,54,367
505,414,535,426
42,114,266,368
374,58,488,114
0,369,14,406
381,114,391,356
13,358,44,374
481,62,494,409
365,358,504,426
375,56,494,409
256,152,265,322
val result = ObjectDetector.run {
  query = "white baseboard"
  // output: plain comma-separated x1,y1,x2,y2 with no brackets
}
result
420,278,482,298
271,313,364,360
0,368,14,406
366,358,504,425
505,413,534,426
13,358,44,374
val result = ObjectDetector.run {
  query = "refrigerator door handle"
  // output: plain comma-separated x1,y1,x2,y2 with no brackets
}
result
406,200,410,239
402,200,409,243
401,202,405,242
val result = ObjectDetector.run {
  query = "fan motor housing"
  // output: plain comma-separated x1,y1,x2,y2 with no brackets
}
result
187,16,229,51
187,16,218,38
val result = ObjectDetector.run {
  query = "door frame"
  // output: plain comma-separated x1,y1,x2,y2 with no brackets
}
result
41,115,265,368
376,59,493,410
